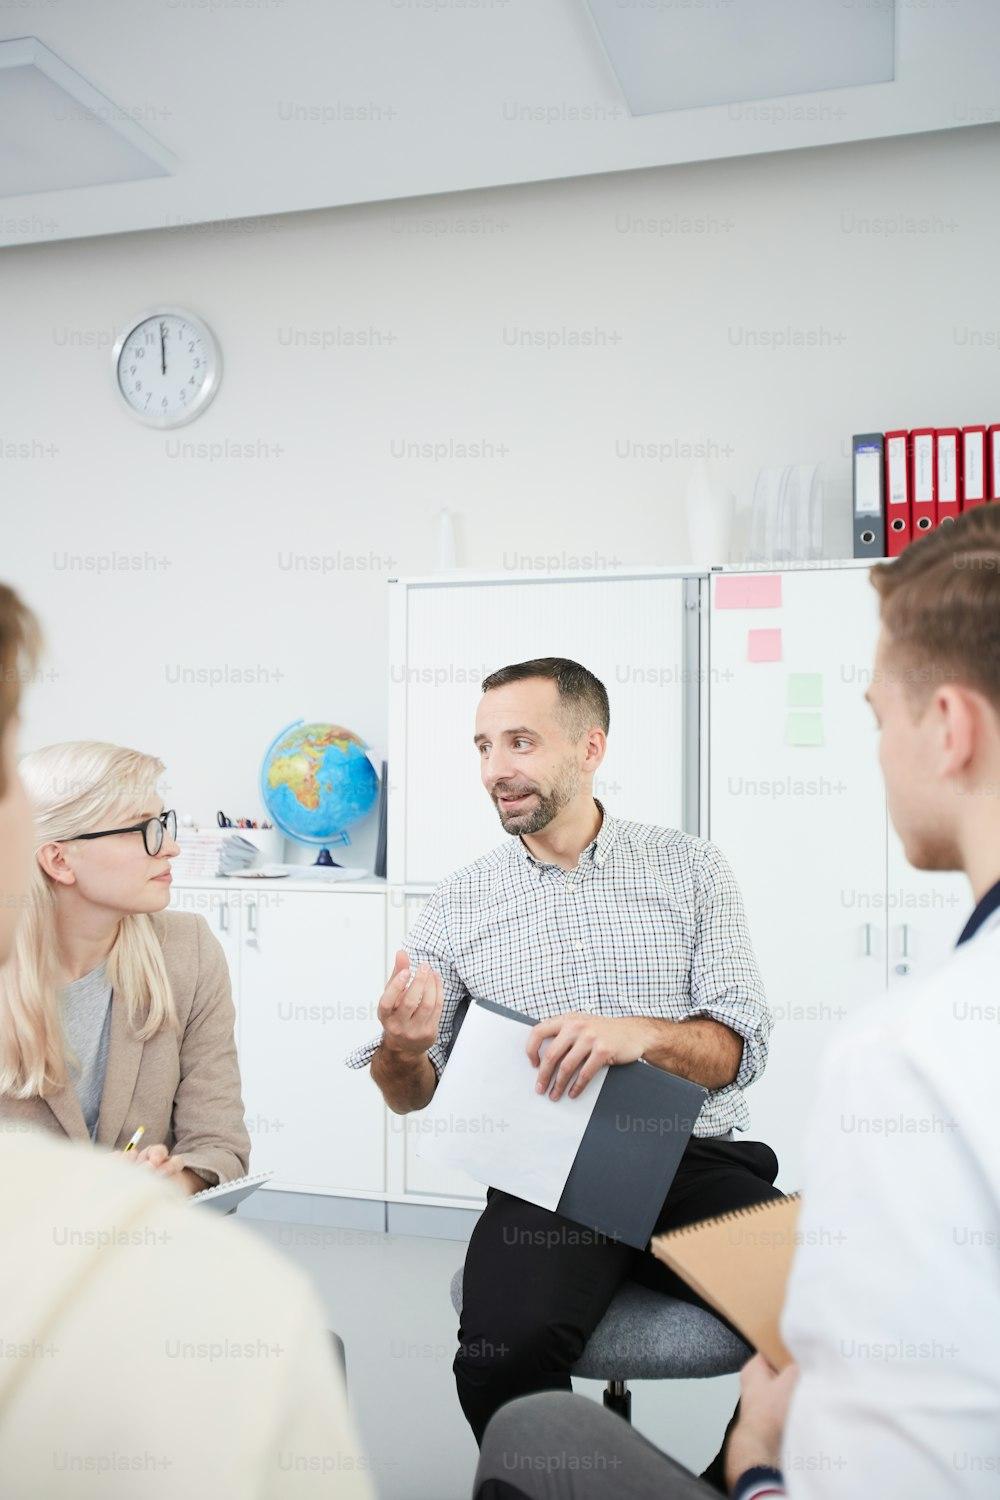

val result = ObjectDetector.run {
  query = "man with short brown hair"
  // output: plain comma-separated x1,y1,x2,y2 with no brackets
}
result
349,652,778,1469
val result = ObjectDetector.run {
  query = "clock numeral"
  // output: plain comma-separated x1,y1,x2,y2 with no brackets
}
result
136,347,145,359
134,380,142,392
144,330,155,344
188,341,195,353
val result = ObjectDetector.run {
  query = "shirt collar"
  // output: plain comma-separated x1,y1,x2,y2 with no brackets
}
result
956,876,1000,947
514,799,618,871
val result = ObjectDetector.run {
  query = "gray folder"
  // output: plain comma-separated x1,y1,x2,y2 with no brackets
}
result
447,997,708,1250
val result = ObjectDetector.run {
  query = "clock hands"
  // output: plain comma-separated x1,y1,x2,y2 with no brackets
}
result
159,322,166,376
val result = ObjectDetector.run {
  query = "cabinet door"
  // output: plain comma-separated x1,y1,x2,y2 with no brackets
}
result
237,891,386,1194
394,576,689,884
394,893,487,1204
886,832,969,991
169,886,241,1032
709,568,886,1189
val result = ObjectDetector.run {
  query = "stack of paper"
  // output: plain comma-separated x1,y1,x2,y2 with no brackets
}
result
173,832,259,880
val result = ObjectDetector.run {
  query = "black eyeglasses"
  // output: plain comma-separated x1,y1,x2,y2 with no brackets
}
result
72,809,177,857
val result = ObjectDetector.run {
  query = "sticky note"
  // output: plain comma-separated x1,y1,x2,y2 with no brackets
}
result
785,712,824,747
787,673,823,708
715,574,782,610
748,629,782,663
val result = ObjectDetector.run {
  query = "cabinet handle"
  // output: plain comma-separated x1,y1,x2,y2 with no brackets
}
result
862,922,873,957
899,923,910,959
218,901,229,934
246,900,257,942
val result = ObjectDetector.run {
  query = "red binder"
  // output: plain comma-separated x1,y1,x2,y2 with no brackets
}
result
909,429,936,539
987,424,1000,502
884,430,911,555
935,429,961,527
962,426,987,510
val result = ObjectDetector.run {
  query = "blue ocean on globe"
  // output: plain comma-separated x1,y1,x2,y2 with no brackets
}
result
260,720,379,848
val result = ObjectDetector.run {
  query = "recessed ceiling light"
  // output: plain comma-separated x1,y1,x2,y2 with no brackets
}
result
584,0,895,117
0,36,176,198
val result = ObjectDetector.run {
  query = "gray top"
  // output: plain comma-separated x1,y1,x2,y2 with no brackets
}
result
60,961,113,1139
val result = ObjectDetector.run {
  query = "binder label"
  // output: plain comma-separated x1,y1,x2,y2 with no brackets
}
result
939,437,958,503
913,434,934,502
854,446,882,515
964,432,985,502
887,435,907,506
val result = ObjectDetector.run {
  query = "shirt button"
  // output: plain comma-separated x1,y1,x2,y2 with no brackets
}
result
574,942,584,952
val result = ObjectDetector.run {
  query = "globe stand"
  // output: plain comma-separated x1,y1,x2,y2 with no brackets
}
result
313,848,343,868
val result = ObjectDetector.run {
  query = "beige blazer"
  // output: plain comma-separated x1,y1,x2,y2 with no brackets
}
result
0,910,250,1186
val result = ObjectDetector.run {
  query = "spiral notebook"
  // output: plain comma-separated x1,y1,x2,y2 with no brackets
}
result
651,1192,801,1369
190,1170,273,1213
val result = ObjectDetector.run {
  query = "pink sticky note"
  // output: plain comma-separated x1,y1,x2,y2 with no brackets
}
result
716,574,782,609
748,628,782,663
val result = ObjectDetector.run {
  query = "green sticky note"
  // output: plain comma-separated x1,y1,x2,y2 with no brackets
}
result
787,673,823,709
786,712,824,747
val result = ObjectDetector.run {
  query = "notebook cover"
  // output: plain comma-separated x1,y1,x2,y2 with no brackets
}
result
652,1193,801,1368
471,998,708,1250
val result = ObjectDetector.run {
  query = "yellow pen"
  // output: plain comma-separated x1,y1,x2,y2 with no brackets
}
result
122,1126,145,1154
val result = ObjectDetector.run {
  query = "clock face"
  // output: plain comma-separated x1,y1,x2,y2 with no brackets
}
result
113,309,220,428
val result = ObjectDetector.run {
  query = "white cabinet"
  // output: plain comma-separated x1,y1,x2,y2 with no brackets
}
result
171,883,387,1197
389,573,695,885
709,567,888,1189
708,564,971,1189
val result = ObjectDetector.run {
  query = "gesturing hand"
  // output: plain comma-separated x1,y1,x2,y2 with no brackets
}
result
377,949,443,1059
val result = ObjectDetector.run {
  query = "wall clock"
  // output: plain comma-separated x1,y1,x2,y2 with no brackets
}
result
112,307,221,428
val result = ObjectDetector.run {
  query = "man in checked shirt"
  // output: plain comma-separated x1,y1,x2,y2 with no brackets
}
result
346,657,780,1481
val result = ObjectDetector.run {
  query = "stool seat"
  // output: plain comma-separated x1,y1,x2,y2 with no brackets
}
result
449,1268,750,1382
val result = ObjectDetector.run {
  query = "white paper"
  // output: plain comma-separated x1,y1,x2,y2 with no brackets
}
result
415,1001,608,1212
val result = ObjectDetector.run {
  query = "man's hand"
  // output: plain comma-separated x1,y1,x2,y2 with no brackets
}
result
724,1353,799,1490
377,949,443,1059
526,1012,652,1101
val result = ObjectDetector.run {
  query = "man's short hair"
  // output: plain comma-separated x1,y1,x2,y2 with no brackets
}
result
0,585,41,797
870,505,1000,712
480,657,610,737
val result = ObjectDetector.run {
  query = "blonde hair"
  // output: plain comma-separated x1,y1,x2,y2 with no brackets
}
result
0,741,178,1098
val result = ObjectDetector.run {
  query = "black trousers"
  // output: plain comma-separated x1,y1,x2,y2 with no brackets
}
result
454,1136,781,1448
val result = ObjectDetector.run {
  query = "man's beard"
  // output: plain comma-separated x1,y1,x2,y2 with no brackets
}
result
491,761,579,835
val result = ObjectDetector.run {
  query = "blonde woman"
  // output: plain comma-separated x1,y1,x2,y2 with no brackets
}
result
0,740,249,1191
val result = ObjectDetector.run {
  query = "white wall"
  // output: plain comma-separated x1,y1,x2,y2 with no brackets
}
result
3,122,999,851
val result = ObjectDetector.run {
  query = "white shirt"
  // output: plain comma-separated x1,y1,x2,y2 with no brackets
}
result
781,905,1000,1497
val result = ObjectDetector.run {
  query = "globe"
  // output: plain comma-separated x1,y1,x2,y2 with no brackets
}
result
260,720,379,865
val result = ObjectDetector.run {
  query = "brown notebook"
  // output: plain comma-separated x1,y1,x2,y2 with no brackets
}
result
651,1192,801,1369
